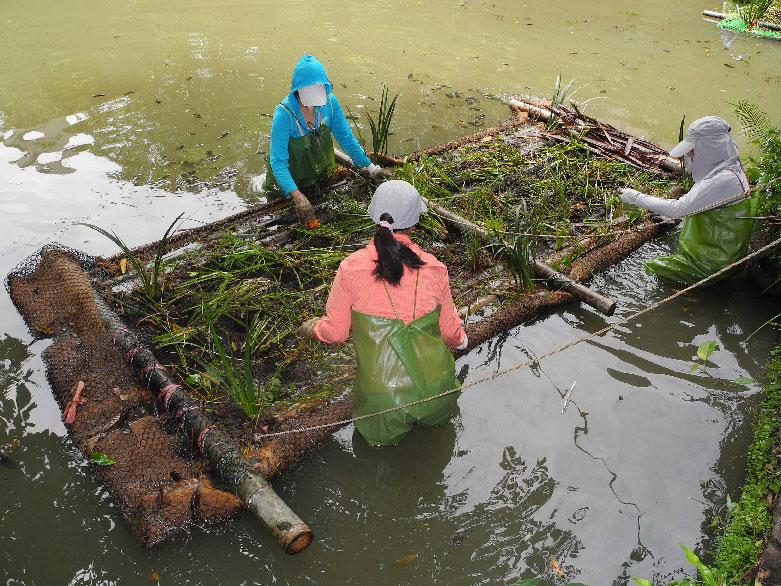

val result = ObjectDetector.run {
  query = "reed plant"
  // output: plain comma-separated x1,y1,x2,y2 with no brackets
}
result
197,307,276,417
79,213,184,304
489,201,536,291
364,86,398,163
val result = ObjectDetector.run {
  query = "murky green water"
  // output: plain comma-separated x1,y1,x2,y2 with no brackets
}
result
2,1,780,584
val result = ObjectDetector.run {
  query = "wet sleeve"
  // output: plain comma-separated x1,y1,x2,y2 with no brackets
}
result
268,107,298,197
326,95,372,169
313,262,353,344
623,173,744,219
436,270,466,348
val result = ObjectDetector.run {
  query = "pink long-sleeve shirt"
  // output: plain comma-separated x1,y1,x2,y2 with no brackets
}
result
313,234,466,348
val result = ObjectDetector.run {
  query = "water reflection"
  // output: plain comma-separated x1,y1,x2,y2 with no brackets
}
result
0,334,34,440
4,113,94,174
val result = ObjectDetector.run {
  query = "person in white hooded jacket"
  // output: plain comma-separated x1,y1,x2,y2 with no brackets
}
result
618,116,756,285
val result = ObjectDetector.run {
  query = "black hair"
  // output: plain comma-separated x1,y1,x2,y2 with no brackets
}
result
372,213,425,285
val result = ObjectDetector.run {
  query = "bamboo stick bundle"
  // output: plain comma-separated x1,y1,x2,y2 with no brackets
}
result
508,99,682,173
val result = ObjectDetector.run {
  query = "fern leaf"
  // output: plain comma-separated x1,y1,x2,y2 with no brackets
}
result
733,100,771,142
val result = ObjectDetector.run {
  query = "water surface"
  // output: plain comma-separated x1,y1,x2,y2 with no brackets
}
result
1,1,780,584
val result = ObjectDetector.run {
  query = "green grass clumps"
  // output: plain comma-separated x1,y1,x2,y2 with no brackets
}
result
402,138,671,256
107,132,678,421
712,348,781,581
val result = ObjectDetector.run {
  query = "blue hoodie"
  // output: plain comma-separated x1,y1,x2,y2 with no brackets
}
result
268,55,371,195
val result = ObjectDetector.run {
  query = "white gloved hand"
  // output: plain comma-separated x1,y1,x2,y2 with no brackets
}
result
361,163,384,180
618,188,640,205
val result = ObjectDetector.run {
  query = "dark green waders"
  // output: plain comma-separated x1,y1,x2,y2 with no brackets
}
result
645,195,758,285
351,306,460,446
263,106,335,199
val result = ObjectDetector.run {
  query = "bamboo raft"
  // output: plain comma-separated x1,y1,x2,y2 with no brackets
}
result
6,99,684,551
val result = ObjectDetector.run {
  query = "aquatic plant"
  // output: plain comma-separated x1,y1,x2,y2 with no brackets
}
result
79,213,184,303
547,74,593,129
633,544,728,586
733,100,774,143
550,74,578,109
733,101,781,221
708,347,781,582
364,86,398,163
464,230,482,271
198,308,278,417
675,115,694,191
489,201,535,291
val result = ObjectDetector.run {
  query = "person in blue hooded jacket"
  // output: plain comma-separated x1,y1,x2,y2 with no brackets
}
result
263,55,383,227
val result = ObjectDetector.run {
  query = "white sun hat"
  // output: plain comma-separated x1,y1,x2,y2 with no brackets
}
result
368,180,428,230
669,116,731,158
298,84,327,107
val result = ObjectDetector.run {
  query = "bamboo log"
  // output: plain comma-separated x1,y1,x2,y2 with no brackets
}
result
333,147,353,168
703,10,781,31
508,99,553,121
89,290,313,554
423,197,617,315
458,294,499,319
533,260,615,315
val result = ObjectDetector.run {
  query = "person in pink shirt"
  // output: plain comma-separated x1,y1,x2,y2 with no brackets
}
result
296,180,468,445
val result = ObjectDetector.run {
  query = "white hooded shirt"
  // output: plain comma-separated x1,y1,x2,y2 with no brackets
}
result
622,116,748,218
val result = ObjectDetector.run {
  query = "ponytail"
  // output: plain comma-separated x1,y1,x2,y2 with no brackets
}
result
372,213,425,285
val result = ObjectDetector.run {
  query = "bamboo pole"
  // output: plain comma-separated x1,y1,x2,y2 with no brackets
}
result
337,133,616,314
458,294,499,319
423,198,616,316
334,147,353,168
90,290,313,554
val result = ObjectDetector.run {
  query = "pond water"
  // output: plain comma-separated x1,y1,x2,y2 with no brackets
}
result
1,0,780,584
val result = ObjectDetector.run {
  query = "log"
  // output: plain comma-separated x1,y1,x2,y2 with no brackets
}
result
508,99,554,122
533,259,615,315
90,290,313,554
458,294,499,319
333,147,353,168
423,197,617,315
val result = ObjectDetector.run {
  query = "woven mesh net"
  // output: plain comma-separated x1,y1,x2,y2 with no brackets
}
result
5,246,347,547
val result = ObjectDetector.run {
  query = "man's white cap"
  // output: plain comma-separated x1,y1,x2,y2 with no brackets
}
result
669,116,731,158
298,84,327,107
368,180,427,230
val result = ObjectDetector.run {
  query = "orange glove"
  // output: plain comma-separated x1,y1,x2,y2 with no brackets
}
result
293,193,320,229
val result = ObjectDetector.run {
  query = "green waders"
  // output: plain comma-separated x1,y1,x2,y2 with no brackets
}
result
645,195,758,285
351,276,459,446
263,105,335,199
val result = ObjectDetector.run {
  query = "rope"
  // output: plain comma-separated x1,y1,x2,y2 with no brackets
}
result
256,232,781,439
